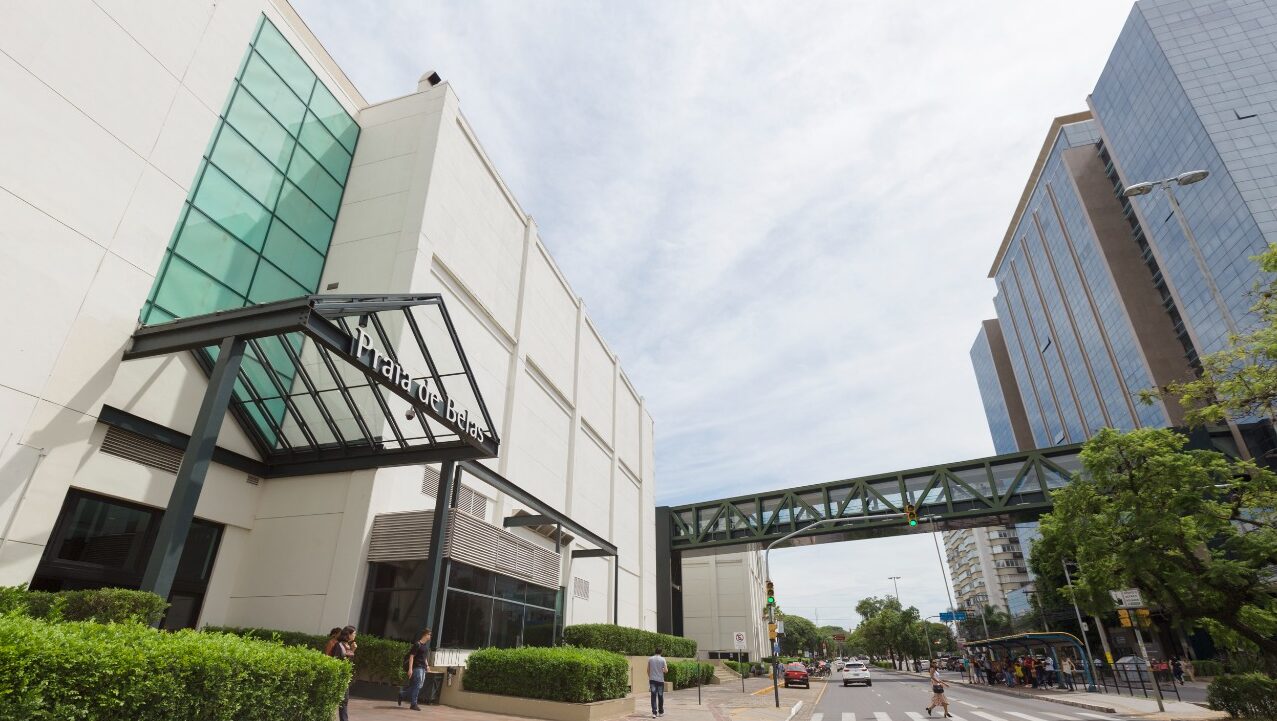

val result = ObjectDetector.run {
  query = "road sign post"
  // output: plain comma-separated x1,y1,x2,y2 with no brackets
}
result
733,631,747,693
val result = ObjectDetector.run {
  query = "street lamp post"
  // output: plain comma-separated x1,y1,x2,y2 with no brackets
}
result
1123,170,1237,336
888,576,901,602
763,513,906,707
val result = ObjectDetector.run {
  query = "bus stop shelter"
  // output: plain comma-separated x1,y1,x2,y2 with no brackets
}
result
964,632,1096,691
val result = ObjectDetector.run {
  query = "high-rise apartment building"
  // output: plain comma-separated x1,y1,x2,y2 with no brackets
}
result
958,0,1277,622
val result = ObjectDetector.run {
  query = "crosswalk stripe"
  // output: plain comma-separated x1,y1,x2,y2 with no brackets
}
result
907,713,930,721
1043,714,1075,720
972,711,1010,721
811,715,823,721
875,712,893,721
1076,715,1113,720
1007,713,1052,721
842,714,856,721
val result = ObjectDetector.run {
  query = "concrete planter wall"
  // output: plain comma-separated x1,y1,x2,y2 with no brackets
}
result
441,668,633,721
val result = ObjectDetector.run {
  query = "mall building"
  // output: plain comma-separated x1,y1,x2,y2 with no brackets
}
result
0,0,657,655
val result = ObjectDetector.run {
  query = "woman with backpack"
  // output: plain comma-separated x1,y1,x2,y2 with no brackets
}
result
398,628,432,711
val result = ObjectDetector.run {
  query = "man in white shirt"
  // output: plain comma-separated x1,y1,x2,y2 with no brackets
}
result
648,648,669,718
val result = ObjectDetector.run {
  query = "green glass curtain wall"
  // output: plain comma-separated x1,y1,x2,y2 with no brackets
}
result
139,16,360,449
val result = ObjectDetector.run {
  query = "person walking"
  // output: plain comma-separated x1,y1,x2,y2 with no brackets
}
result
648,647,668,718
398,628,432,711
926,661,952,717
1171,657,1185,686
329,626,357,721
323,627,341,656
1059,656,1076,691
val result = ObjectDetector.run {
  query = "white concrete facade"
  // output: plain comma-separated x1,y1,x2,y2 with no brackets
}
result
680,549,769,660
0,0,656,637
943,525,1029,615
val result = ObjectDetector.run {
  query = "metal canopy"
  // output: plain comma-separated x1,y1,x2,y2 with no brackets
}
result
663,445,1084,551
123,294,500,476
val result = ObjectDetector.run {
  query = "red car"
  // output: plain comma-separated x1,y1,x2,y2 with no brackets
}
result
783,662,810,688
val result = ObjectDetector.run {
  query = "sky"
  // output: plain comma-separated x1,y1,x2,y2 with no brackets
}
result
293,0,1137,631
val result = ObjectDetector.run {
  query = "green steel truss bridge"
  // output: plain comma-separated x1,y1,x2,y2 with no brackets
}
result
661,444,1084,553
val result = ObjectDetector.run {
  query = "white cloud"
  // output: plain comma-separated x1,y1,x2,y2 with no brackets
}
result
293,0,1135,627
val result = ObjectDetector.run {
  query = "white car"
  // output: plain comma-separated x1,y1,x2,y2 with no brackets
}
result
841,661,872,687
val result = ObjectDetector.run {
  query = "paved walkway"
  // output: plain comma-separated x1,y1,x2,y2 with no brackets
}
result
343,676,824,721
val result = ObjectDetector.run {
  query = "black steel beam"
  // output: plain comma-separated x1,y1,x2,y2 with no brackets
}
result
126,299,314,359
265,441,487,477
140,336,246,609
459,460,616,555
503,515,554,528
98,405,269,477
655,506,673,634
422,461,457,635
570,548,615,558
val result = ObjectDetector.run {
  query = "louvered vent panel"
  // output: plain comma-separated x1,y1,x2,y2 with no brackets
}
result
422,466,489,520
421,466,440,496
367,511,434,562
573,577,590,600
449,511,559,588
100,425,182,473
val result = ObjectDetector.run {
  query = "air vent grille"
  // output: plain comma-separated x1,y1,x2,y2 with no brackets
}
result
423,466,489,520
573,577,589,600
100,425,182,474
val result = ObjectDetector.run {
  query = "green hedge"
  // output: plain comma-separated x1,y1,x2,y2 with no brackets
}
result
0,585,167,625
668,661,715,689
206,626,408,684
723,659,749,677
562,624,696,658
0,615,348,721
1193,659,1224,678
463,646,629,703
1208,673,1277,719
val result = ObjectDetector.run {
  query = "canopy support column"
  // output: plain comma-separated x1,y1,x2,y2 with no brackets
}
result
140,336,246,613
423,460,458,636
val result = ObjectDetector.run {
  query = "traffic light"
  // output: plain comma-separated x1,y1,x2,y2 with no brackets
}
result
1117,609,1133,628
766,581,776,606
905,504,918,526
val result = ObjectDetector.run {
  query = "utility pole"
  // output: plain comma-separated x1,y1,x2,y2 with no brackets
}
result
1062,559,1099,691
888,576,901,602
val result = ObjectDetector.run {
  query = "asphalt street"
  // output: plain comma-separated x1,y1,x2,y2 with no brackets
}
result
806,669,1139,721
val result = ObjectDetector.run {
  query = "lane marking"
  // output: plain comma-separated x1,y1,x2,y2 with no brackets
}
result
1043,715,1076,720
972,711,1010,721
1076,715,1114,720
1007,713,1052,721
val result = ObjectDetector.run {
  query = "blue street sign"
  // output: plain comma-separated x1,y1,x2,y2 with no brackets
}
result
939,611,968,621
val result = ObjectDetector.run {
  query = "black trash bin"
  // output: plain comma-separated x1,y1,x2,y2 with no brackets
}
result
420,671,444,705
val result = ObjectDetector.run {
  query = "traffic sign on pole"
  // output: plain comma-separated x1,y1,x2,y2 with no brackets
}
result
832,634,847,642
939,611,968,622
733,631,747,650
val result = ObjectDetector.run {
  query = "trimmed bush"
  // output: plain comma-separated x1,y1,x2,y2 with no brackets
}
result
0,585,167,625
562,623,696,658
1193,659,1224,678
723,659,749,677
463,646,629,703
1208,673,1277,719
207,626,408,684
667,660,715,689
0,615,348,721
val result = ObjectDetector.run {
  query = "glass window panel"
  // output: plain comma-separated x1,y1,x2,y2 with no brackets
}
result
299,111,352,180
524,584,558,610
261,221,323,290
253,20,316,101
489,600,523,648
240,355,284,401
448,563,495,595
524,607,555,647
276,182,334,252
494,576,525,603
248,258,307,304
210,126,284,206
308,81,358,152
55,495,155,572
152,255,245,318
240,51,305,135
440,590,492,649
142,303,174,325
191,164,271,250
288,392,339,445
364,589,430,642
174,521,222,583
224,89,292,168
173,208,260,295
286,147,342,217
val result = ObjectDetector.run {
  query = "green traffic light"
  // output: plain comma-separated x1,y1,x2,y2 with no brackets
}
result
909,519,917,526
767,596,775,605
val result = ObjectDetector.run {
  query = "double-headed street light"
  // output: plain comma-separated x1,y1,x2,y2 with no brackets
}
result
1122,169,1238,336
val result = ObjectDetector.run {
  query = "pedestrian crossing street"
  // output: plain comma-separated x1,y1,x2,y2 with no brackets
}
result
811,711,1118,721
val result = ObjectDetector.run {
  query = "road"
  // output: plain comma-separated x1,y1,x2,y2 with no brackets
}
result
806,669,1138,721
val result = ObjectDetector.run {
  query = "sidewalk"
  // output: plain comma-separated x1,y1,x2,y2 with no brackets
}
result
879,669,1224,721
344,676,824,721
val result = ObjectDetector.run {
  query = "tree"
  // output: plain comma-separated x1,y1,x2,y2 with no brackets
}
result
817,625,851,657
778,614,820,656
1142,245,1277,428
958,604,1013,639
1032,427,1277,668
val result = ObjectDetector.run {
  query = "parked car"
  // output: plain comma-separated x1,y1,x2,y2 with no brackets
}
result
841,661,872,687
783,662,811,688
